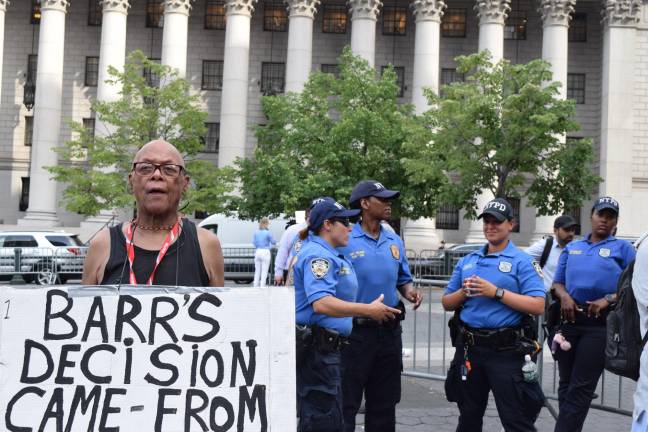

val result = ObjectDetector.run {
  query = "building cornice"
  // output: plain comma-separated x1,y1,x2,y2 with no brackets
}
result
538,0,575,26
474,0,511,25
41,0,69,12
225,0,257,17
286,0,320,19
348,0,382,21
100,0,130,14
411,0,446,23
601,0,642,26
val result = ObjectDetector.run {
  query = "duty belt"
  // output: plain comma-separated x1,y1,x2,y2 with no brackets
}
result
352,300,406,330
311,325,349,353
461,325,523,350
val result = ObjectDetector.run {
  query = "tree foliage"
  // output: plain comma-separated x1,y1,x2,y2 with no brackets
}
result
234,47,445,220
413,51,601,218
48,50,235,217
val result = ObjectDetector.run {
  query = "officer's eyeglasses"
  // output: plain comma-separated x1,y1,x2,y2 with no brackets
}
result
132,162,185,178
329,218,351,227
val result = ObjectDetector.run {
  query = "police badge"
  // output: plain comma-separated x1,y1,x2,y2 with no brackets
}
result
498,261,512,273
390,244,400,260
310,258,330,279
599,248,611,258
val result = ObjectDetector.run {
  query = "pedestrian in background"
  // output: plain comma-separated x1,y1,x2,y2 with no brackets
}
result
252,217,276,287
340,180,422,432
552,196,636,432
294,199,401,432
632,231,648,432
442,198,546,432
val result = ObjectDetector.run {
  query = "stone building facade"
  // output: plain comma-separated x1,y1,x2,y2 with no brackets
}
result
0,0,646,246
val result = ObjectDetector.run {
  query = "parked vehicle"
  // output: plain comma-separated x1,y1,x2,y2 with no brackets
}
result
0,231,85,285
413,243,483,280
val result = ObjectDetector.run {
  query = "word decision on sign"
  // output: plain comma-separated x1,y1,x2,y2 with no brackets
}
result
0,285,296,432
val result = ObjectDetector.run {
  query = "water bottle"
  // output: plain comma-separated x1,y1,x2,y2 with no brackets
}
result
522,355,538,383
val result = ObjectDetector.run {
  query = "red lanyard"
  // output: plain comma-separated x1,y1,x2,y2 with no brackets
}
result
125,219,180,285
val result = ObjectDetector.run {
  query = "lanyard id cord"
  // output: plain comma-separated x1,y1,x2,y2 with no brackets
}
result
125,219,180,285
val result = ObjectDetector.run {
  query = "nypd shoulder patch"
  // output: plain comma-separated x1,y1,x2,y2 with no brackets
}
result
310,258,331,279
532,261,544,278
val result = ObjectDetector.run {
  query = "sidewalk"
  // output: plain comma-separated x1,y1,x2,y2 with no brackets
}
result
354,377,632,431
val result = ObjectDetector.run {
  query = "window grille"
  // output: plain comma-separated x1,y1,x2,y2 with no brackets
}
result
146,0,164,28
261,62,286,95
321,64,340,77
20,177,30,212
569,13,587,42
83,118,95,147
567,74,586,104
441,9,466,37
202,60,224,90
85,57,100,87
322,5,347,34
203,123,220,153
264,2,287,32
27,55,38,84
24,117,33,147
382,6,407,35
504,11,526,40
88,0,102,26
205,0,226,29
435,204,460,230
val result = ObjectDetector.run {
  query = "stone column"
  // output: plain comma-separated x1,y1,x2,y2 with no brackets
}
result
81,0,131,230
218,0,257,167
465,0,509,242
402,0,445,251
284,0,320,93
599,0,641,216
18,0,70,227
531,0,575,241
161,0,193,78
348,0,382,68
474,0,510,62
0,1,8,104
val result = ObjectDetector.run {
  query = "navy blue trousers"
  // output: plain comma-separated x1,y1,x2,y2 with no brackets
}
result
554,323,606,432
342,324,402,432
446,343,543,432
297,348,343,432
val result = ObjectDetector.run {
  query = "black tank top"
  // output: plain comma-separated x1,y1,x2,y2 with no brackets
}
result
100,218,210,287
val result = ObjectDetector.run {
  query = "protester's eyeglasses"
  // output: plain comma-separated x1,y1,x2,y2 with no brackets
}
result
329,218,351,227
132,162,185,178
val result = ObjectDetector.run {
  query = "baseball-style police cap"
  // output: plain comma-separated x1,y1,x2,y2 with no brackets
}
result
592,196,619,215
349,180,400,207
554,215,579,229
477,198,514,222
308,200,361,231
309,196,335,210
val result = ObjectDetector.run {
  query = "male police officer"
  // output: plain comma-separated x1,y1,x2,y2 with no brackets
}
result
442,198,545,431
340,180,422,432
552,196,635,432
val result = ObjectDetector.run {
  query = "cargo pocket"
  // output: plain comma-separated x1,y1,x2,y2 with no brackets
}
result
299,390,343,432
512,375,544,420
445,358,463,403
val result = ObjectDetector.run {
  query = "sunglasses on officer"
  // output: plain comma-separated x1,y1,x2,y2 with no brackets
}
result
328,217,351,227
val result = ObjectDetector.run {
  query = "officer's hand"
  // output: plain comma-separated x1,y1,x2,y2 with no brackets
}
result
274,275,284,285
402,287,423,310
466,276,497,298
586,298,609,318
367,294,402,322
559,293,578,323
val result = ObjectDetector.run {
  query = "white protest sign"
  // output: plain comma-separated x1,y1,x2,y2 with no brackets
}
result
0,285,296,432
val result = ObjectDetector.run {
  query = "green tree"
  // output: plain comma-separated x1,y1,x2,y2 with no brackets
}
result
234,47,445,220
48,50,235,217
410,52,601,218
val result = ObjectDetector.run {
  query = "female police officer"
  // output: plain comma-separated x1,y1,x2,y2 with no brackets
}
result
442,198,546,432
340,180,422,432
294,198,401,432
552,196,635,432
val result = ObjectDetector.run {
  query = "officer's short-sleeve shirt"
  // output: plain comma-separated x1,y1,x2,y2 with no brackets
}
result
553,234,636,304
294,236,359,336
445,241,545,328
340,223,413,307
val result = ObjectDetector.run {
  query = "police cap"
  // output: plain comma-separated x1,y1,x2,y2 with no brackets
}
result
592,196,619,215
308,200,361,231
349,180,400,208
477,198,514,222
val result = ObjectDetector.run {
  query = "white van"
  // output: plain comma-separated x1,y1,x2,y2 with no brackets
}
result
198,214,292,283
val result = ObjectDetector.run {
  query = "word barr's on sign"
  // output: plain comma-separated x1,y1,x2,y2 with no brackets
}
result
0,285,296,432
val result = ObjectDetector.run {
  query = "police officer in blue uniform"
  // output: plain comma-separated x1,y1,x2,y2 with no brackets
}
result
340,180,423,432
294,198,402,432
442,198,546,432
552,196,635,432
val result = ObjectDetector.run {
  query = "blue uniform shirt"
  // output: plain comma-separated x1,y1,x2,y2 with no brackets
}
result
294,236,359,336
445,241,545,329
553,234,635,304
340,223,413,307
253,229,276,249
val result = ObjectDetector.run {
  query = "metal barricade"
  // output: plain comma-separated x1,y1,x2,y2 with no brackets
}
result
400,255,636,418
0,246,88,284
221,247,277,285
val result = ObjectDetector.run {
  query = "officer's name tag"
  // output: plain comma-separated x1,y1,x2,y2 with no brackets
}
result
338,266,351,275
599,248,611,258
498,261,512,273
569,250,583,255
463,263,474,271
349,250,365,259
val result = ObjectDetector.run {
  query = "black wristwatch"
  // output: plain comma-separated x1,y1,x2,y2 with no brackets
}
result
604,293,616,304
495,288,505,301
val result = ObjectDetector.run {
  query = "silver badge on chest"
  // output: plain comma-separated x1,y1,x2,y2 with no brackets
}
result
498,261,512,273
599,248,611,258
